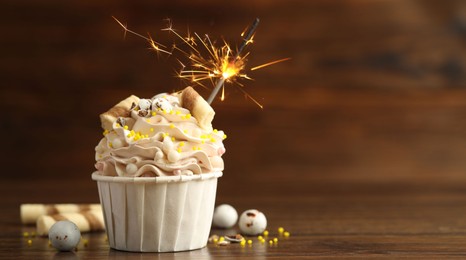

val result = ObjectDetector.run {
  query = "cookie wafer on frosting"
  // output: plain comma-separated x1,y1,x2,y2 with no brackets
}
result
100,95,139,130
180,87,215,131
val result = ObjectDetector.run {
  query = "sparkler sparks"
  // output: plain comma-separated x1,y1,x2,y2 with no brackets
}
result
113,17,290,108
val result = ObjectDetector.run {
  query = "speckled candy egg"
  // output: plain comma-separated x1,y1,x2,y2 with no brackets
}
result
152,97,173,113
48,220,81,251
212,204,238,228
138,99,152,111
238,209,267,235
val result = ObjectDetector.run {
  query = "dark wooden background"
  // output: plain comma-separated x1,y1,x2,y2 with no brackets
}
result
1,0,466,258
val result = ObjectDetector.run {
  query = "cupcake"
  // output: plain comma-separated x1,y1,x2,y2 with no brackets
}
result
92,87,226,252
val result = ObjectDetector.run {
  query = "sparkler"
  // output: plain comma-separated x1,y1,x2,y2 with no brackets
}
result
206,18,260,105
113,17,290,108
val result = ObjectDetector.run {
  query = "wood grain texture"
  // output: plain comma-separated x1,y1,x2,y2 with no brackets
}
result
1,0,466,258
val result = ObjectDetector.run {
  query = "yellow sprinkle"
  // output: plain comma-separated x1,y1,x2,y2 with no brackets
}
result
223,134,227,140
109,142,113,148
183,130,188,134
210,138,216,143
247,240,252,245
179,142,185,147
152,111,157,116
145,135,149,138
263,230,269,237
146,119,150,123
98,154,102,159
181,115,186,120
176,111,181,115
102,130,109,136
126,134,131,138
258,235,263,241
150,128,154,132
169,124,175,129
284,231,290,237
259,239,265,243
162,133,168,138
163,110,167,114
219,237,224,242
170,110,174,115
278,227,284,233
23,232,29,237
124,125,129,130
269,240,273,245
83,239,89,247
27,239,32,246
213,238,218,244
197,147,202,150
186,114,191,119
213,129,218,133
200,134,207,139
134,136,139,141
177,148,182,153
192,147,197,151
115,123,121,128
240,240,246,246
273,238,278,243
171,137,175,141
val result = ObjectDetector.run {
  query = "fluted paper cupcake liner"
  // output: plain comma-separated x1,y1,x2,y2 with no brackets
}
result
92,172,222,252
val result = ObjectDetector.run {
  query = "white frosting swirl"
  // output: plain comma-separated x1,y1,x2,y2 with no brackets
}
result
95,94,226,177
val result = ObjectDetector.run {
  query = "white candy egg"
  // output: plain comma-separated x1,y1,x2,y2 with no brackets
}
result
48,221,81,251
112,138,123,149
167,149,181,163
213,204,238,229
238,209,267,235
165,95,180,107
126,163,138,175
162,137,174,152
152,98,173,113
156,151,164,159
138,99,152,111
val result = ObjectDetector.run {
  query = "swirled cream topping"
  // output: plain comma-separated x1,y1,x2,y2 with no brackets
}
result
94,88,226,177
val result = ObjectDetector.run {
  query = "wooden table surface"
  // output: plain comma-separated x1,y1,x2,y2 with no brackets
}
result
4,177,466,259
2,0,466,258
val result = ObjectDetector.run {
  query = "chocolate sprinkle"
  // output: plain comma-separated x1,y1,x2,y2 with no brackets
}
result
130,102,137,110
116,117,126,126
138,109,149,117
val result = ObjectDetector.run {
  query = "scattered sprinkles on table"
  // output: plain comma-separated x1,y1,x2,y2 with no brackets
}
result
207,225,291,249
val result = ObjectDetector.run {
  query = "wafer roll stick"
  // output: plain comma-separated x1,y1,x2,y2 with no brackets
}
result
20,203,101,224
180,87,215,131
36,211,105,236
100,95,139,131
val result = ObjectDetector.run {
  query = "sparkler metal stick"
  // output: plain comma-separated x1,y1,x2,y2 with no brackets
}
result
206,18,260,104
